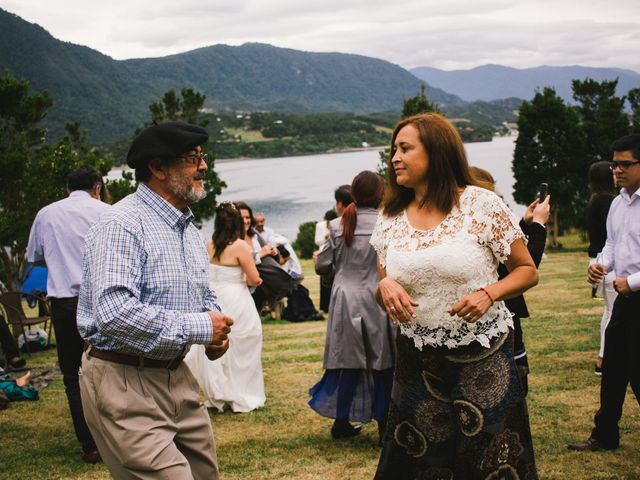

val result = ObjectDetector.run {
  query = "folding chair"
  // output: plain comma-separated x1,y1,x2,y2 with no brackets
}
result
0,292,52,355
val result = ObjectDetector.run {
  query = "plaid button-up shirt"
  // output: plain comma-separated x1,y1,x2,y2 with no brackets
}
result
78,183,218,360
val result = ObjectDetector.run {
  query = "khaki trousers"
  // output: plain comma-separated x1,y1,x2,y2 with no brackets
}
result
79,352,219,479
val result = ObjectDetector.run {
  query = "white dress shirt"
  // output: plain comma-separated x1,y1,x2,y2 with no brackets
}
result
256,227,274,245
315,221,329,248
26,190,110,298
600,187,640,291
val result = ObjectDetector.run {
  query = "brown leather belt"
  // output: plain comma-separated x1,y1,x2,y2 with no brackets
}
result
85,344,184,370
50,297,79,306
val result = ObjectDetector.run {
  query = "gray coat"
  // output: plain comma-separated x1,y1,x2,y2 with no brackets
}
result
323,207,396,370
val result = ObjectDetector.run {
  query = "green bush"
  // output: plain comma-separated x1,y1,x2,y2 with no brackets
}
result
293,221,317,259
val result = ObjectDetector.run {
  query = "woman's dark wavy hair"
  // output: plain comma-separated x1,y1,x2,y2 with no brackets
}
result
212,202,245,260
234,201,257,237
382,113,479,217
588,161,616,196
341,171,384,247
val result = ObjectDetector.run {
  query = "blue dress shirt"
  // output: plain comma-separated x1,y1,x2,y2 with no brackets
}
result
77,183,218,359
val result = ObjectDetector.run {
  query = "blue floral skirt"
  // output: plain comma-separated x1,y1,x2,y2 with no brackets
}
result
309,368,393,423
375,330,538,479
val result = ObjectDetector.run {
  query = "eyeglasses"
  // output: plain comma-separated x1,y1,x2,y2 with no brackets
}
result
179,153,208,166
609,160,640,171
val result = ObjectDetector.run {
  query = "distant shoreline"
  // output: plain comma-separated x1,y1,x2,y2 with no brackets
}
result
215,145,385,164
109,136,504,174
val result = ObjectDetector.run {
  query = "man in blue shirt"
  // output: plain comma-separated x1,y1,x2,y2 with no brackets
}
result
77,122,233,479
27,165,110,463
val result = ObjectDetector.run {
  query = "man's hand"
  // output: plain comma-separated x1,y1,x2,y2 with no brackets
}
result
587,263,607,285
208,311,233,346
613,277,632,296
205,338,230,361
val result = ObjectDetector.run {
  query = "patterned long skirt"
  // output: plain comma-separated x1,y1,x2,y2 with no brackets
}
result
375,330,537,480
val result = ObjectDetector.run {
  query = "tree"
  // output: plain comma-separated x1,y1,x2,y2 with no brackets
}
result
401,84,440,118
0,71,52,289
292,221,317,259
628,88,640,133
377,84,439,178
148,88,209,127
572,78,629,163
0,71,114,289
109,88,225,224
513,87,585,247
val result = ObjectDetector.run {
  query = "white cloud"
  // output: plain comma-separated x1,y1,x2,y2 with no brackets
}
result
1,0,638,71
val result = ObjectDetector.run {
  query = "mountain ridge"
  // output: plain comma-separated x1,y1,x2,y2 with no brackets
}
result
411,64,640,103
0,9,465,143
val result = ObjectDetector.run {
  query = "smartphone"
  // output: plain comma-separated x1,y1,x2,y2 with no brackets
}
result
538,182,548,202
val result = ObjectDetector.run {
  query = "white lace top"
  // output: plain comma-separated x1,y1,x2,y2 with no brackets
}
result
370,186,524,350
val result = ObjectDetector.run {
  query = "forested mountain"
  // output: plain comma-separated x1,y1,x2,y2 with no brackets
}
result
0,8,465,143
411,64,640,103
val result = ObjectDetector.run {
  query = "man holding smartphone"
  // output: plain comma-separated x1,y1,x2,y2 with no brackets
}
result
568,134,640,452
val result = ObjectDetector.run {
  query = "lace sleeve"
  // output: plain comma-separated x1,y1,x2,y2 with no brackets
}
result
475,191,525,262
369,212,388,268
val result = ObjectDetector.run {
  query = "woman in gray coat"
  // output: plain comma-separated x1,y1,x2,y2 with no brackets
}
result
309,170,396,441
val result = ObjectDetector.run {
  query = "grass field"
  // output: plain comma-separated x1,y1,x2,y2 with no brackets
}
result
1,244,639,479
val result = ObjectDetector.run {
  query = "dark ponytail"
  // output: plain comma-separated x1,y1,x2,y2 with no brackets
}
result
342,171,384,247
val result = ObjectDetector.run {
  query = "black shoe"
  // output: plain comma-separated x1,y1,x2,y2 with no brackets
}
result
9,357,26,369
81,449,102,463
567,437,617,451
331,422,362,440
594,365,602,376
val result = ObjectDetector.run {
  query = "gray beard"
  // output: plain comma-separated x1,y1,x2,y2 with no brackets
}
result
167,173,207,205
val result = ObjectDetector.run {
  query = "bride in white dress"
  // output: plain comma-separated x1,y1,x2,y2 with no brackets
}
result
185,202,266,412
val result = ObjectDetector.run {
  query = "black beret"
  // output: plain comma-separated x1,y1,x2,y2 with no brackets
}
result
126,121,209,168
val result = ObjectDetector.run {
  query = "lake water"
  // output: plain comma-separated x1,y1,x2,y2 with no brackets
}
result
109,136,520,242
205,136,521,241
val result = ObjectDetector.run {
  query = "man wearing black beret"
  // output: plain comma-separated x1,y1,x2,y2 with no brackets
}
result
77,121,234,479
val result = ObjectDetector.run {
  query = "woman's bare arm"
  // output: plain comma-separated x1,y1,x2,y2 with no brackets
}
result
236,241,263,286
448,238,538,322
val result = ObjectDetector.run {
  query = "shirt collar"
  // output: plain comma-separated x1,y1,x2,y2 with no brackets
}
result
619,187,640,204
68,190,93,199
136,183,194,230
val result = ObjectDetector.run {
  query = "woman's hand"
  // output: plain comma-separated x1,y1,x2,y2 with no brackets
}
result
522,198,540,225
532,195,550,225
258,245,276,258
377,277,419,325
447,290,493,323
523,195,550,225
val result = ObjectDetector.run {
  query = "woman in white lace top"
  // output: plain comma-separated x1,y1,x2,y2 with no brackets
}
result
371,113,539,479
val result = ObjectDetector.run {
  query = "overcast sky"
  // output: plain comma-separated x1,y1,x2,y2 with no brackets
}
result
2,0,639,72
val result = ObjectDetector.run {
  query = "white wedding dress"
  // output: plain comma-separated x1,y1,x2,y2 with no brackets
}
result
185,264,266,412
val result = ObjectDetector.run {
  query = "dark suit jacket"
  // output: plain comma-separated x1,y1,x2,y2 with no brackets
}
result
498,220,547,318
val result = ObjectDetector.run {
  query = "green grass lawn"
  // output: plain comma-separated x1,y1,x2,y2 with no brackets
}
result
1,244,639,479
